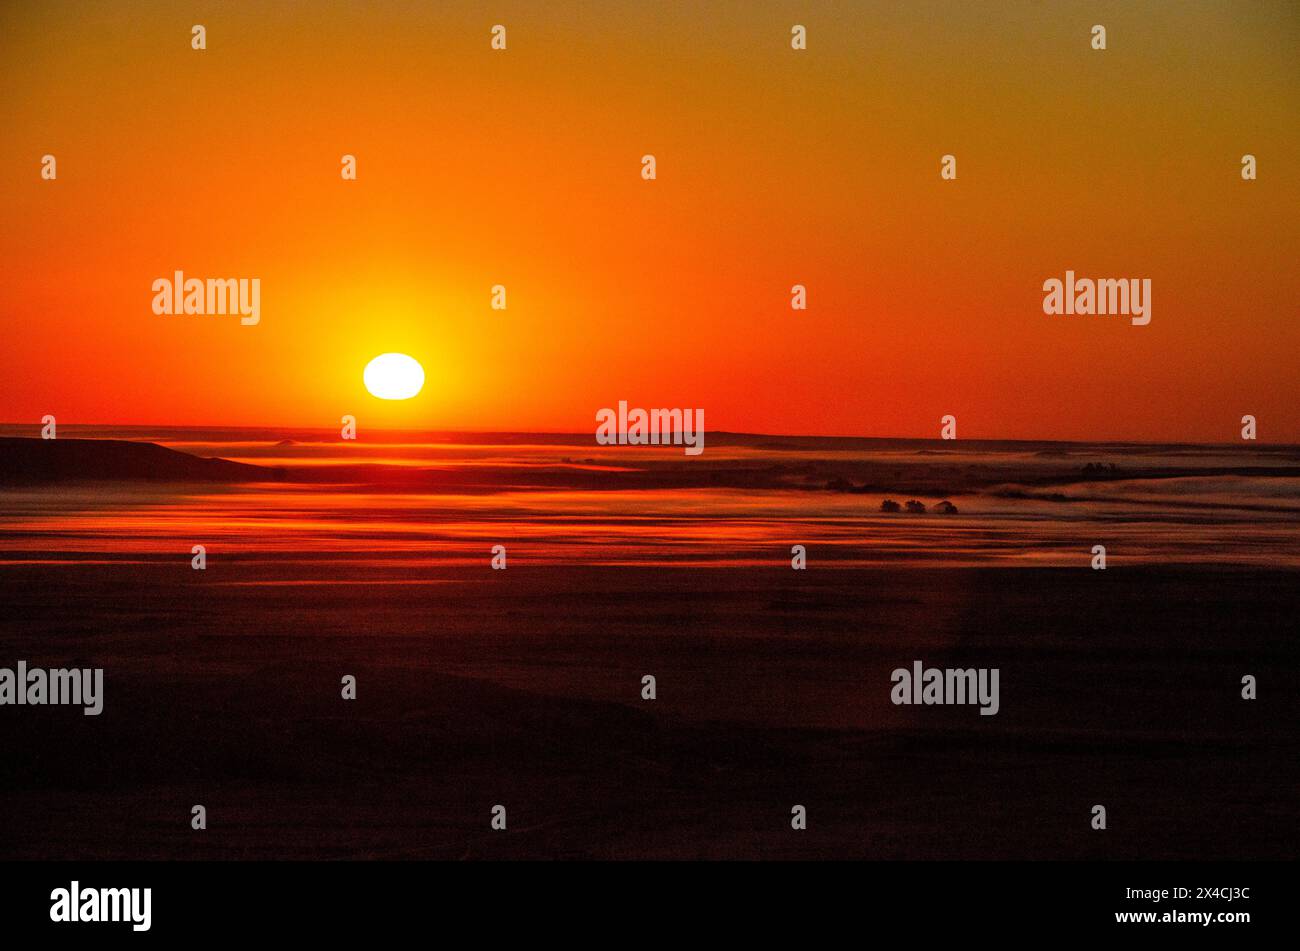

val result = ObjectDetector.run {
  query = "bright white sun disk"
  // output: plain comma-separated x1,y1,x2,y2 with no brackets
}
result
364,353,425,400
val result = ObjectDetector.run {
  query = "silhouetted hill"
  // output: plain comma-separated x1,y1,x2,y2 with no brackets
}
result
0,438,272,484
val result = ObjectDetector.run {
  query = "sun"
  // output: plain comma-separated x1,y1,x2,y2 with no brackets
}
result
363,353,425,400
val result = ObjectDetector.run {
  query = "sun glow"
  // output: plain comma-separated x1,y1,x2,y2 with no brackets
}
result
363,353,425,401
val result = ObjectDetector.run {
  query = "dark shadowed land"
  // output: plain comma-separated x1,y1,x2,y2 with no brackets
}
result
0,429,1297,859
0,438,267,484
0,564,1295,860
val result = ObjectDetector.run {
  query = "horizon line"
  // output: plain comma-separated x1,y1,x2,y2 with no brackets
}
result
0,423,1293,450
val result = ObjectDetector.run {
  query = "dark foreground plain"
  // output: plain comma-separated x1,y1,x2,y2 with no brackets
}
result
0,562,1294,860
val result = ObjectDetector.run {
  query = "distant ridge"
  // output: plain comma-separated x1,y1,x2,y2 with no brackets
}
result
0,438,273,484
2,435,1298,496
3,424,1299,452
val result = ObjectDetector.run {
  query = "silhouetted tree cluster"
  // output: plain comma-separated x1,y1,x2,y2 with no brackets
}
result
879,498,959,514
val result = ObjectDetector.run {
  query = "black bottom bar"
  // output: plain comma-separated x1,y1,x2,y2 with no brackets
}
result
3,860,1284,940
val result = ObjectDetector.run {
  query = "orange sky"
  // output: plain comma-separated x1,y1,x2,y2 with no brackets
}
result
2,1,1297,440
